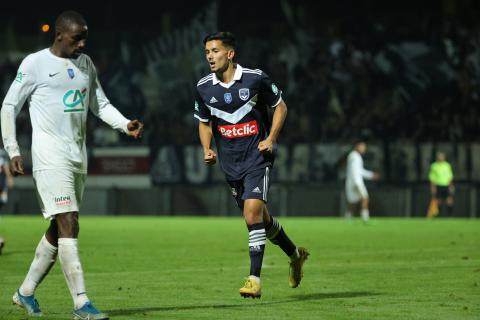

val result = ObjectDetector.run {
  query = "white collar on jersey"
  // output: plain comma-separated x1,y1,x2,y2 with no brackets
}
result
212,64,243,88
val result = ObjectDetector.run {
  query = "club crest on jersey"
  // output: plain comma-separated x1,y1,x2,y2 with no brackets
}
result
224,92,232,104
67,68,75,79
239,88,250,101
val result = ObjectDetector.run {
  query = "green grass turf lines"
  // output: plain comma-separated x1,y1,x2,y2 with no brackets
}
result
0,217,478,319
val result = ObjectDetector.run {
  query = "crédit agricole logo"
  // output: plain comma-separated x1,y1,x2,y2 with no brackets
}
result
63,88,87,113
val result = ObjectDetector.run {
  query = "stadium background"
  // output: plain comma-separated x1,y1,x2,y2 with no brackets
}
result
1,0,479,217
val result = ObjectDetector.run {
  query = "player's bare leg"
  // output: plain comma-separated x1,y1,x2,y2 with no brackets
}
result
446,196,454,216
239,199,265,298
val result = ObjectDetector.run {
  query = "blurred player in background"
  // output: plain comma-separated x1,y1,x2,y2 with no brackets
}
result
345,141,379,223
0,148,15,255
194,32,309,299
1,11,143,319
427,151,454,218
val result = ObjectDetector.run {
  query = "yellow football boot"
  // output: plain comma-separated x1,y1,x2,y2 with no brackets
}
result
239,276,261,299
289,247,310,288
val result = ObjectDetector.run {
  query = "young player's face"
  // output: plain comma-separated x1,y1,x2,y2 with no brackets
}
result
204,40,234,73
357,143,367,154
58,24,88,58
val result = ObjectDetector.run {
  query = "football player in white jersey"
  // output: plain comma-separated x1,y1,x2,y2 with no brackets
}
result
1,11,143,319
345,141,379,223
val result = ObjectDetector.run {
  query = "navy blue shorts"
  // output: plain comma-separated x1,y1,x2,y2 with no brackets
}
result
227,167,271,210
436,186,451,199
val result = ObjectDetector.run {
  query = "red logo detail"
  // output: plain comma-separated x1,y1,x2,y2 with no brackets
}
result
218,120,259,138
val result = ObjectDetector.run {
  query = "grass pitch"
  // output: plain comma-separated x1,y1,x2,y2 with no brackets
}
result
0,216,478,320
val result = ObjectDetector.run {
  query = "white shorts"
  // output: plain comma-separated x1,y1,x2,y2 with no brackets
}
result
345,183,369,204
33,169,86,219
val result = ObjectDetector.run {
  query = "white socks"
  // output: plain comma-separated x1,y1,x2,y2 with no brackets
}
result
58,238,89,309
361,209,370,222
19,235,57,296
345,211,353,219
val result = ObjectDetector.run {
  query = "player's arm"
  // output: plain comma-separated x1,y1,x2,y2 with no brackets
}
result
447,163,455,195
1,55,37,175
198,121,216,165
428,165,437,198
362,168,377,180
89,63,143,139
259,100,287,154
194,89,215,164
258,71,286,154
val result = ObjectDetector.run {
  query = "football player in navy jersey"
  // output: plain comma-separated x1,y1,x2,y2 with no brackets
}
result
194,32,309,298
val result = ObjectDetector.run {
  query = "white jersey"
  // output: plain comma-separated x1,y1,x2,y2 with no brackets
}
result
1,48,130,173
345,150,374,201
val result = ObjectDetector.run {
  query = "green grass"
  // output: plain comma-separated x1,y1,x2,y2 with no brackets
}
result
0,216,479,320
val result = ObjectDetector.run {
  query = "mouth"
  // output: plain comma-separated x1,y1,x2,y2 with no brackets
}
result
209,61,215,69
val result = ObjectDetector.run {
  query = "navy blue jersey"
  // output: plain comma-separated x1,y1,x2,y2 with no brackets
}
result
194,65,282,180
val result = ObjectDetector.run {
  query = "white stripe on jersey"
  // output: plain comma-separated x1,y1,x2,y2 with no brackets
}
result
263,167,269,202
243,68,262,75
194,114,209,122
197,75,213,86
206,94,258,124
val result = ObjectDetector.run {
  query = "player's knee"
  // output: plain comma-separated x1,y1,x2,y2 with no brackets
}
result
56,212,79,238
361,198,369,207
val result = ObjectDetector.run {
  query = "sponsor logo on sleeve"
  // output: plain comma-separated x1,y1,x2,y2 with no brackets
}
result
15,72,26,83
194,101,199,112
218,120,258,138
271,83,279,95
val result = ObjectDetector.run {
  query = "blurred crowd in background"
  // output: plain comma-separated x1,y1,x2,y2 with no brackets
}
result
0,0,479,150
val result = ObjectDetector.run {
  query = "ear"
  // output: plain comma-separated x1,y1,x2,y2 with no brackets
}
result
56,31,63,42
227,49,235,61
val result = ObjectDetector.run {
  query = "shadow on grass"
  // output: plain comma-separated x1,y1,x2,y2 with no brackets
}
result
107,291,380,316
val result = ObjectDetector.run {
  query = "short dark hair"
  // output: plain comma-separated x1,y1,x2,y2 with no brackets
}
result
55,11,87,32
203,32,236,49
353,139,366,147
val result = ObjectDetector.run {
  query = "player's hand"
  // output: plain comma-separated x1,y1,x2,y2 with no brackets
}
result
10,156,24,176
373,172,381,180
204,148,217,165
258,138,274,154
127,120,144,139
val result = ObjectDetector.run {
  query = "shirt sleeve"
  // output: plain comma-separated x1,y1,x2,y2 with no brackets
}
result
428,164,436,183
193,88,210,122
258,70,282,108
447,163,454,181
362,168,375,180
88,60,130,133
1,55,37,159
